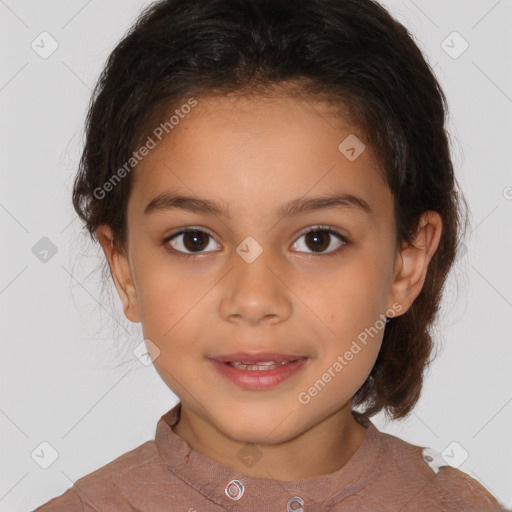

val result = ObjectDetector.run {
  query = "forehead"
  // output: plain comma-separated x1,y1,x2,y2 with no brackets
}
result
129,92,390,218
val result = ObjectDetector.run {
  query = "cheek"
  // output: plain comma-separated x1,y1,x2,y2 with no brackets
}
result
303,254,390,327
297,254,390,375
133,263,218,367
130,254,192,342
317,295,385,402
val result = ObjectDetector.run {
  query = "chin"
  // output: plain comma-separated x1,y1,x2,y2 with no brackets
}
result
215,409,304,445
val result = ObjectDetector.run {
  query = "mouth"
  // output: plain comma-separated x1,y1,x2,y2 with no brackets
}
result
208,353,309,390
227,360,298,370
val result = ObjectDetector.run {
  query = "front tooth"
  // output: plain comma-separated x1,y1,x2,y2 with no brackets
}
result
229,360,292,370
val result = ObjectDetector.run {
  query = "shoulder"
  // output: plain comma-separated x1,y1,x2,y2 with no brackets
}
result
367,426,509,511
426,464,509,511
33,440,160,511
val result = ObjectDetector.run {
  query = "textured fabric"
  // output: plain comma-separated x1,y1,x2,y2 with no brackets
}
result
34,402,509,511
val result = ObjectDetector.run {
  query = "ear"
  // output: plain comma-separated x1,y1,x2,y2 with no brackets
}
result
387,211,443,316
97,224,141,323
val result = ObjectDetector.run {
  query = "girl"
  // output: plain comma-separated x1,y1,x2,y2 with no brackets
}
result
34,0,509,510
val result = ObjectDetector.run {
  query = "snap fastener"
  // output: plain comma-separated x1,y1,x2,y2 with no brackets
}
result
225,479,245,501
287,496,304,512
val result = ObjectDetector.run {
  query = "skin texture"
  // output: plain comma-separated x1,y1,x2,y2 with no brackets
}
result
97,90,442,481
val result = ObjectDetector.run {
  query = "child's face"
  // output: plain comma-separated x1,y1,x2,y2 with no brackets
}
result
104,92,406,443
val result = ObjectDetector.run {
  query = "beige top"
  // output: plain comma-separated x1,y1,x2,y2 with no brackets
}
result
34,402,509,511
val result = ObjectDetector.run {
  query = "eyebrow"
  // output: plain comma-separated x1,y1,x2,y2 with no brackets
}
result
143,192,372,217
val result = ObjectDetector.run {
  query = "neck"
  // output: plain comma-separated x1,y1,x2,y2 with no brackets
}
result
172,402,367,481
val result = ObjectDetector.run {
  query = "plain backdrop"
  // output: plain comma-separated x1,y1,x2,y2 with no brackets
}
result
0,0,511,510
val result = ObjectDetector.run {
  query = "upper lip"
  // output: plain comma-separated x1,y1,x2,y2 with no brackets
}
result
210,352,307,364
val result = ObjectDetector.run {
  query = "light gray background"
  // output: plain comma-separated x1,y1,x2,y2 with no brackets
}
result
1,0,511,510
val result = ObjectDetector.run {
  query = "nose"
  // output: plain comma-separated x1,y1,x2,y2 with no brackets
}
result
218,245,293,326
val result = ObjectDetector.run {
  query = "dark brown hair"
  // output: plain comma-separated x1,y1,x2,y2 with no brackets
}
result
72,0,469,422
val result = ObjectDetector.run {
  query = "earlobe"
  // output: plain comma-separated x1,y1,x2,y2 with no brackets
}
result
387,211,443,315
96,225,141,323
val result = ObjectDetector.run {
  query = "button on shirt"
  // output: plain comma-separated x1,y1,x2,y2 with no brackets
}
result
34,402,508,511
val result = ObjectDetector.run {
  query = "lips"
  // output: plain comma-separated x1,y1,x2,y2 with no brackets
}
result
211,352,303,365
208,352,309,390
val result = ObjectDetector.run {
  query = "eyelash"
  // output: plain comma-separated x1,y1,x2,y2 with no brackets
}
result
162,225,349,261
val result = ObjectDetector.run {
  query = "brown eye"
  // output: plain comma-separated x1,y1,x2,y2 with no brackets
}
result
305,231,330,252
291,226,347,255
165,229,220,255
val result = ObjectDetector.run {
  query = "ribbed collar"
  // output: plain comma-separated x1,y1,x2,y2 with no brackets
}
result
155,402,383,510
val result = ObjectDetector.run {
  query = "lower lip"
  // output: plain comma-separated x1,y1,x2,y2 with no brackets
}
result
209,358,308,390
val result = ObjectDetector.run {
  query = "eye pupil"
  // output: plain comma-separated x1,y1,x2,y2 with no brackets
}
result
184,231,208,252
306,231,330,252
